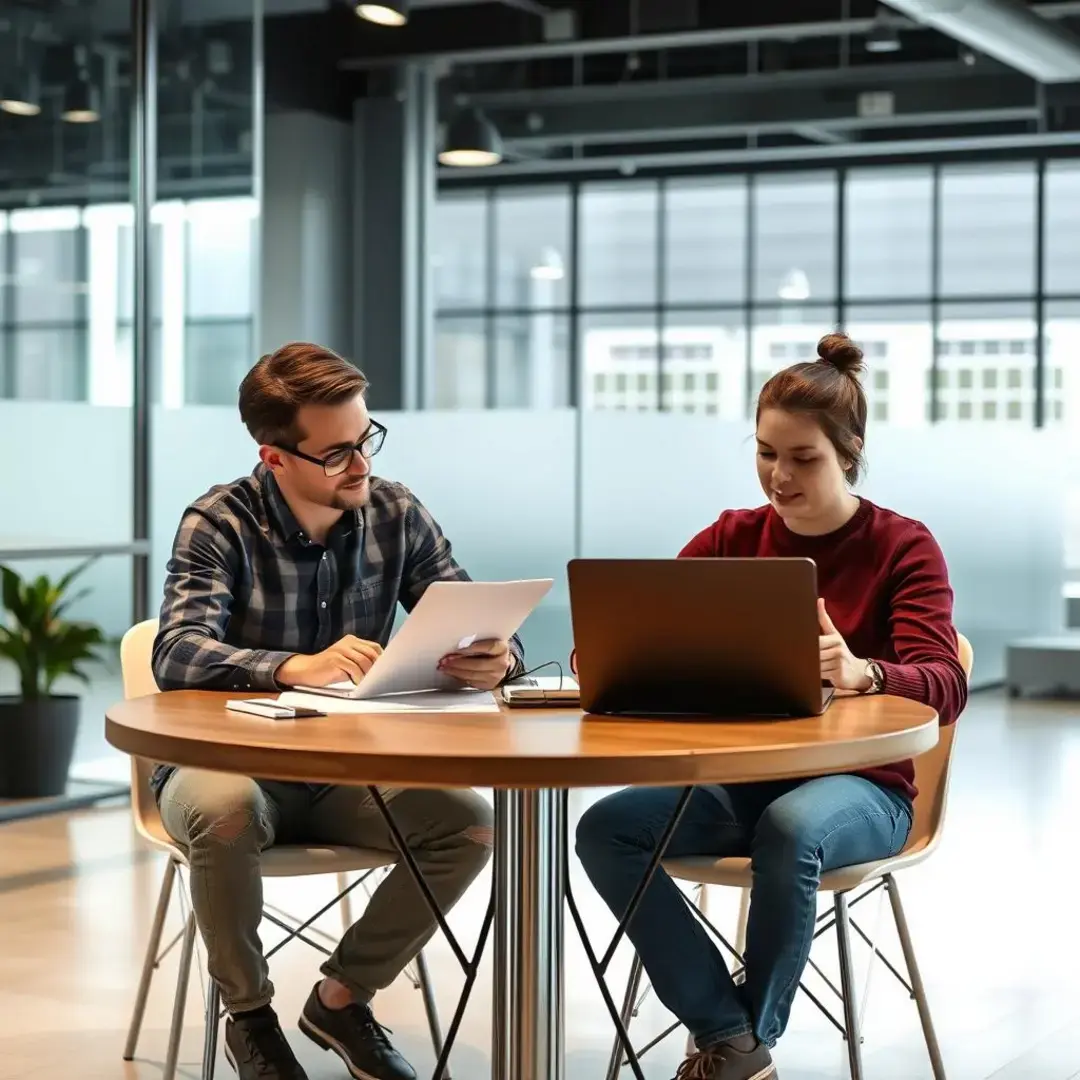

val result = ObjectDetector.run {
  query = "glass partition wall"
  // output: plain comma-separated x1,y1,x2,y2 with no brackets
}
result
4,0,1078,812
0,0,260,816
433,161,1080,605
433,161,1080,427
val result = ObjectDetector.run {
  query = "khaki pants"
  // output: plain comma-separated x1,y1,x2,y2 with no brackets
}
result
159,768,493,1012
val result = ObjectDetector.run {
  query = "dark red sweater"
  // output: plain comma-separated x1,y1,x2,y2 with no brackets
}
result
678,498,968,799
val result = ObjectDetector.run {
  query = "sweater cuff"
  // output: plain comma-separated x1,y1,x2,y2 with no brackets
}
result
877,661,927,704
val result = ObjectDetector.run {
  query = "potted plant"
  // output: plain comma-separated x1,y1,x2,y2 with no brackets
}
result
0,559,107,799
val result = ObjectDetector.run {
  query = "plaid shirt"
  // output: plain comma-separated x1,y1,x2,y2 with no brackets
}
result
150,464,525,795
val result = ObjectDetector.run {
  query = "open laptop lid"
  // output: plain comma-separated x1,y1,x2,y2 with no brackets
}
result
568,557,829,718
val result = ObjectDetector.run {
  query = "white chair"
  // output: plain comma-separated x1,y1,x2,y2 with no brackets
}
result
119,619,449,1080
607,633,974,1080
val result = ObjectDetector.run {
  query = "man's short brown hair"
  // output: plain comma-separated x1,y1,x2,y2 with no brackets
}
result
238,342,368,447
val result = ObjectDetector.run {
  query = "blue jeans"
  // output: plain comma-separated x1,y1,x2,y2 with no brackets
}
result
575,775,913,1049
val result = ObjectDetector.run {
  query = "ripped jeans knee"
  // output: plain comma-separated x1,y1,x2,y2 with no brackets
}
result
159,769,273,853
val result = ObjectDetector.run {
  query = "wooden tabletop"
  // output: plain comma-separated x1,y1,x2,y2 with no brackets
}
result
105,691,938,790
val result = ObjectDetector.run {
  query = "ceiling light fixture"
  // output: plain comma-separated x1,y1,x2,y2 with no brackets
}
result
61,45,100,123
865,10,902,53
438,108,504,167
356,1,409,26
61,77,101,123
0,70,42,117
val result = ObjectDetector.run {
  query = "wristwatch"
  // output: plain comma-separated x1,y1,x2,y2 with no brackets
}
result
863,660,885,694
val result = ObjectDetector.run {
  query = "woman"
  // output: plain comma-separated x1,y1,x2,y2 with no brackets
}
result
574,333,968,1080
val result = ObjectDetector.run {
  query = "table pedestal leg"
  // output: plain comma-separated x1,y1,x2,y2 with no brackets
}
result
492,788,566,1080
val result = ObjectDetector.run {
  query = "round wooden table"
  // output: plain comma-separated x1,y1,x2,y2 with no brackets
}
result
106,691,937,1080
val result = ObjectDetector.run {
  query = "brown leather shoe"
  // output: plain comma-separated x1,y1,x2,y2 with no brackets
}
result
674,1040,777,1080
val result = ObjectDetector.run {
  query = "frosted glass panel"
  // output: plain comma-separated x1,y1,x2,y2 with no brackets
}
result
148,406,1064,689
580,414,1064,686
150,408,579,672
151,404,258,592
0,402,132,544
581,413,762,559
376,410,577,668
863,426,1064,681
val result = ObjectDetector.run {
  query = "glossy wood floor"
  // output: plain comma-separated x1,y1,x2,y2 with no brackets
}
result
2,688,1079,1080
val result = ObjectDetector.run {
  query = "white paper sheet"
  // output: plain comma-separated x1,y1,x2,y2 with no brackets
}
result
277,689,501,714
294,578,553,699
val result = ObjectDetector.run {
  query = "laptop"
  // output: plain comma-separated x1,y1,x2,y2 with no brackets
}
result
567,557,834,718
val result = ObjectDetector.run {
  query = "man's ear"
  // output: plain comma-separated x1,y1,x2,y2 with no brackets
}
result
259,444,284,472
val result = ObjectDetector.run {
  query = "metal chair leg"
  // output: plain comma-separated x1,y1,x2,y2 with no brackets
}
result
734,886,750,961
885,875,947,1080
163,911,198,1080
414,949,451,1079
124,856,179,1060
202,980,221,1080
337,870,355,933
605,952,644,1080
834,892,865,1080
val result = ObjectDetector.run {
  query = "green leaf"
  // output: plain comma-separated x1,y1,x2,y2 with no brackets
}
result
0,560,107,699
53,587,92,622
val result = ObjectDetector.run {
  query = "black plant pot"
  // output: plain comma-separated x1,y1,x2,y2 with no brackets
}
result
0,695,81,799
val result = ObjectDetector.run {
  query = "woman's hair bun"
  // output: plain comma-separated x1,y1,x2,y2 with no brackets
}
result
817,332,864,378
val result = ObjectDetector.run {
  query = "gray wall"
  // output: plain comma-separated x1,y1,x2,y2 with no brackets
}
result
260,110,354,357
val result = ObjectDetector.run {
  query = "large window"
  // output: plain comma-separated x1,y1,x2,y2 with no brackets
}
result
845,168,933,300
580,183,659,308
665,178,747,305
940,163,1037,297
432,187,573,409
752,172,837,305
0,197,257,406
1046,162,1080,295
434,157,1078,429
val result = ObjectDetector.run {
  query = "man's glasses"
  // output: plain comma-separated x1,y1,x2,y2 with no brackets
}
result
281,420,388,477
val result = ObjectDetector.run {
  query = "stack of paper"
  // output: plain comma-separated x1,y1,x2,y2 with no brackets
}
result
277,689,501,714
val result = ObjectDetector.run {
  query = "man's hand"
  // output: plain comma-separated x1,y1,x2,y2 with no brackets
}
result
818,599,872,692
276,635,384,688
438,638,514,691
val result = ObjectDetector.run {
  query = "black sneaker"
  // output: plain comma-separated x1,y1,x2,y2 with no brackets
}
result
298,982,416,1080
224,1006,309,1080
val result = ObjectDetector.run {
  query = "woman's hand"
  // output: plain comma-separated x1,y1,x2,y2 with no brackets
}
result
818,599,873,692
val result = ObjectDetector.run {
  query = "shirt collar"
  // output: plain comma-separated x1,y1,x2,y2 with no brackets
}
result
257,462,362,544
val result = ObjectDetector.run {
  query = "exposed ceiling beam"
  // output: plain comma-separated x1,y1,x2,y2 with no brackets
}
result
500,107,1038,148
340,15,898,70
441,128,1080,179
794,125,850,144
460,59,998,108
882,0,1080,82
339,1,1080,70
485,69,1037,148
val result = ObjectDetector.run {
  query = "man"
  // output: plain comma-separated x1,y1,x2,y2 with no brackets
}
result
152,342,524,1080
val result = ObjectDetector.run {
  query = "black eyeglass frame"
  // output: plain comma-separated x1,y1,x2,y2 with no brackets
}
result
279,420,388,476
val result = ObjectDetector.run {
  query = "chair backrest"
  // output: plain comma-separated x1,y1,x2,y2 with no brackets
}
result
906,630,973,857
119,619,169,845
